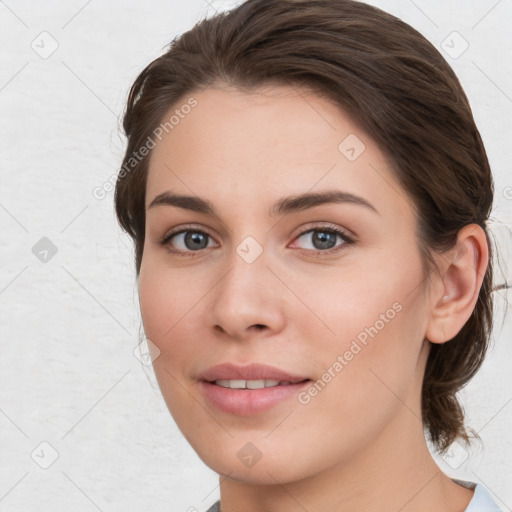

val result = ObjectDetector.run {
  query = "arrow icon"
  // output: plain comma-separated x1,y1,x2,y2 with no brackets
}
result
237,441,263,467
236,236,263,263
339,134,365,161
31,441,59,469
31,31,59,59
441,31,468,60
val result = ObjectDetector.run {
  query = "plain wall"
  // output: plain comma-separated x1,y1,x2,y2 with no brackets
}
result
1,1,511,510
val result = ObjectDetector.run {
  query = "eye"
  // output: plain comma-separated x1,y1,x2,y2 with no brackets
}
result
290,225,354,254
158,227,216,256
158,223,354,257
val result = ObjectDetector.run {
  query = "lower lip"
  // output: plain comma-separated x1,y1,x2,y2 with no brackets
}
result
200,380,311,415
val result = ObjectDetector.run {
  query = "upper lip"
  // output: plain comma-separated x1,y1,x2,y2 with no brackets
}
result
199,363,309,383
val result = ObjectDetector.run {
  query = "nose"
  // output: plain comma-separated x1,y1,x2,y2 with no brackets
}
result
211,243,286,342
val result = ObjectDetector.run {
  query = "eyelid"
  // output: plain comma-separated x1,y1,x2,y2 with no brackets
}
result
289,222,354,242
161,223,215,241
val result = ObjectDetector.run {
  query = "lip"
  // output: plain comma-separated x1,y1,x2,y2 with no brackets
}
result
198,363,311,416
199,362,308,383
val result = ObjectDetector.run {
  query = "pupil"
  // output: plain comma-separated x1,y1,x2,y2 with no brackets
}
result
186,232,207,250
313,231,336,250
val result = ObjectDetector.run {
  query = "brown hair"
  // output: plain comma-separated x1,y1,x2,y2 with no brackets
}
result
114,0,496,454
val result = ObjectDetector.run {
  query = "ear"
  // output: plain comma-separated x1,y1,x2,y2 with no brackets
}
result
425,224,489,344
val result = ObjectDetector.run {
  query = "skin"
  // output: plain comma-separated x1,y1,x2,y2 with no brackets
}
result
138,85,488,512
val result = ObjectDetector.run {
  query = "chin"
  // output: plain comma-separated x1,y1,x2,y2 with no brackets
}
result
193,441,317,486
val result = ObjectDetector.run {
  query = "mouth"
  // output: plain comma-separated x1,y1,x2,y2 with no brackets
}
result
211,378,308,389
198,363,312,415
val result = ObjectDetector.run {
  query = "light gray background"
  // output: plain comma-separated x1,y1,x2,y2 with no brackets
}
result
1,1,511,511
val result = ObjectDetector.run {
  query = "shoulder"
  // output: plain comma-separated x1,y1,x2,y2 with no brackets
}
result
204,501,220,512
454,479,504,512
204,483,505,512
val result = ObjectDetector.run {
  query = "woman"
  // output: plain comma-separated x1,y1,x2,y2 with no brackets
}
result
114,0,505,510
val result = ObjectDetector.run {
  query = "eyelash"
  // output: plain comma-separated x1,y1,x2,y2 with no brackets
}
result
157,223,355,258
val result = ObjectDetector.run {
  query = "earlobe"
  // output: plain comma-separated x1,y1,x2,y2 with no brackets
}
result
425,224,489,345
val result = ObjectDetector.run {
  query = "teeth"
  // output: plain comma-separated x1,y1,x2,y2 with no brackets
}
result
229,379,246,389
214,379,283,389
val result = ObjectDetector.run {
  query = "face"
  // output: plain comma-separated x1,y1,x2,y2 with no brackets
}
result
138,85,433,485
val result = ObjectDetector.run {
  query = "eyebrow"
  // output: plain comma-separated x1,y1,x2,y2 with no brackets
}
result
147,190,379,217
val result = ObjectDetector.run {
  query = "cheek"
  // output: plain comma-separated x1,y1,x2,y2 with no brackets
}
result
138,263,190,359
138,269,169,343
139,259,195,335
138,261,218,379
303,251,428,399
137,265,201,418
289,289,427,470
289,262,408,354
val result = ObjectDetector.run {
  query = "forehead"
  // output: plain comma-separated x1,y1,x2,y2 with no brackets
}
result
145,85,409,221
149,84,359,164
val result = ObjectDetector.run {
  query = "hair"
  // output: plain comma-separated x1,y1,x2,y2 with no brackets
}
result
114,0,497,454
